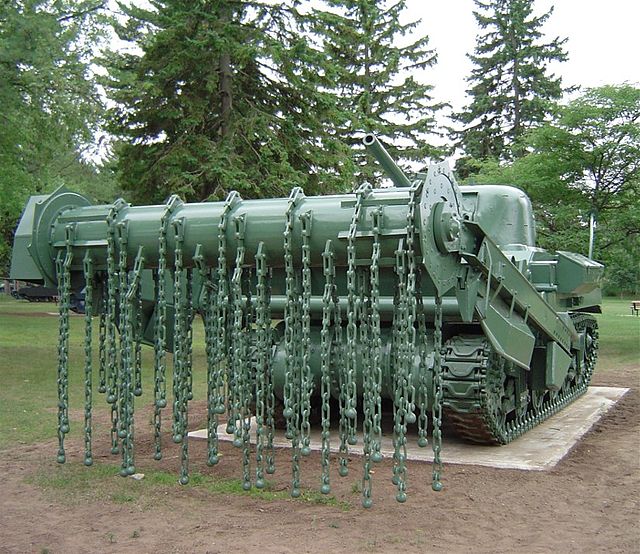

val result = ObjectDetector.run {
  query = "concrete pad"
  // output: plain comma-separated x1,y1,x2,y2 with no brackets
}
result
188,386,628,471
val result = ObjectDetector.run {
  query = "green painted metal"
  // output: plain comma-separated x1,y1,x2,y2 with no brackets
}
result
362,133,412,188
10,135,603,507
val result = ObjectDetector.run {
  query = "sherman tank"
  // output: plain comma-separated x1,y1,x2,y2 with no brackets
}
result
10,134,603,507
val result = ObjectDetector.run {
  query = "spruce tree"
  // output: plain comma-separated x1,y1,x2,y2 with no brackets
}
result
453,0,568,167
314,0,443,186
103,1,354,204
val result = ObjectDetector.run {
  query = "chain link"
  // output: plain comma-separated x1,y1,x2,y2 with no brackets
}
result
299,211,313,457
134,267,143,398
361,207,383,508
431,291,444,491
283,187,304,498
152,203,167,460
54,225,74,464
230,214,252,491
392,240,409,502
404,185,420,426
369,209,383,466
105,201,124,455
208,191,238,462
171,217,191,485
341,183,371,478
320,240,335,495
415,268,430,448
254,242,273,489
82,252,94,466
181,267,194,485
98,283,107,395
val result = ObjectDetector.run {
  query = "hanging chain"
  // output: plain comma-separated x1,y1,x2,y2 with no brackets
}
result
361,207,383,508
153,196,180,461
133,273,143,398
283,187,304,498
319,240,335,495
341,183,371,478
118,224,142,478
264,261,276,477
391,184,422,503
404,184,420,426
172,217,185,444
55,224,74,464
181,267,194,485
209,191,239,462
116,222,130,476
98,283,107,395
82,251,94,467
299,211,313,457
369,209,383,465
431,291,444,491
254,242,273,489
194,242,216,468
171,217,191,485
392,240,409,503
231,214,252,491
105,200,126,456
415,268,430,448
229,218,244,448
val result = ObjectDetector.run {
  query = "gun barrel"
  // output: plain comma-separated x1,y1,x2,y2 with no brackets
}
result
363,133,412,188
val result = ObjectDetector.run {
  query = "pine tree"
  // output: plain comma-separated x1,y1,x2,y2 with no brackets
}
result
103,1,354,204
313,0,443,186
454,0,568,167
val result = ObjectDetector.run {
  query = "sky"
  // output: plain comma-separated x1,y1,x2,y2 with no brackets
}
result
405,0,640,116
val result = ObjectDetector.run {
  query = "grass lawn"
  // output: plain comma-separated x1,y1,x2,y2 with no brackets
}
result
597,297,640,368
0,294,208,450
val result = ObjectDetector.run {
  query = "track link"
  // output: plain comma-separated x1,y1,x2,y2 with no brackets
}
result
441,314,599,445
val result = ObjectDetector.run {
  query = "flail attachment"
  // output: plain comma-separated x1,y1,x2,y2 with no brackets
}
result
52,182,446,509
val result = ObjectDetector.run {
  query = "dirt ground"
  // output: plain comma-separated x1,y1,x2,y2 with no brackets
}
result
1,365,638,554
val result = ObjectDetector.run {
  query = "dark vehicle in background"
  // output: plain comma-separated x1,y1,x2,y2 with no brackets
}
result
2,279,84,312
69,291,86,314
16,285,58,302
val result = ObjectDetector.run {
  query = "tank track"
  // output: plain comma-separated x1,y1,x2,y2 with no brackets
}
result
442,313,599,445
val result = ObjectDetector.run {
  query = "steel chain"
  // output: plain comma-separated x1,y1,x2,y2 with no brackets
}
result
54,224,73,464
404,185,420,425
105,206,120,455
369,209,383,465
392,241,409,502
283,187,304,497
181,267,193,485
299,211,313,457
214,191,238,455
82,252,94,466
345,185,371,444
254,242,272,488
415,268,429,448
431,292,444,491
152,198,171,461
359,265,374,508
98,286,107,395
319,241,335,495
361,207,383,508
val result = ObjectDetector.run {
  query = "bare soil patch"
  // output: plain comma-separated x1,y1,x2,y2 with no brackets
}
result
1,366,638,554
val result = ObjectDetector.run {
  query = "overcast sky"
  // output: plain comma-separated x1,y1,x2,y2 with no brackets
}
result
405,0,640,116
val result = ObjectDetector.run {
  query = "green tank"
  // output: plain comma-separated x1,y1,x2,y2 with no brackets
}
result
10,134,603,507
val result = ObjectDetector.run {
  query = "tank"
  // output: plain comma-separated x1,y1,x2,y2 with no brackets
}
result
9,134,603,507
